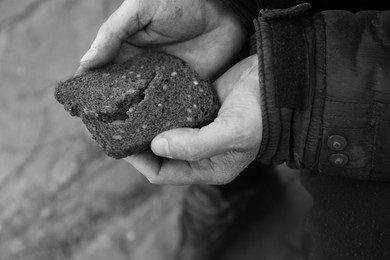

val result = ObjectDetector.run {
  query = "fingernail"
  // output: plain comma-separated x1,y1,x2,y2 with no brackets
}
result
154,138,171,158
80,48,97,64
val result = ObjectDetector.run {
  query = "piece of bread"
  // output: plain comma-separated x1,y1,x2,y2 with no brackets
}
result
55,51,220,159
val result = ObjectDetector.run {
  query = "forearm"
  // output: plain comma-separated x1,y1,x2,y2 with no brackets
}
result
255,3,390,181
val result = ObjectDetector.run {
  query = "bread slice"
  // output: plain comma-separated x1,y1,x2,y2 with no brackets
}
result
55,51,220,159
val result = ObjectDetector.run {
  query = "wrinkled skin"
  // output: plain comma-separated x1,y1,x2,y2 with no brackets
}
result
78,0,263,185
77,0,248,81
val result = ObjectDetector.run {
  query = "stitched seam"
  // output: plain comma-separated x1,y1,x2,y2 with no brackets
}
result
307,14,327,170
255,19,270,158
325,115,371,119
315,14,326,171
325,99,371,105
302,19,315,168
268,19,283,162
323,126,372,130
370,103,377,179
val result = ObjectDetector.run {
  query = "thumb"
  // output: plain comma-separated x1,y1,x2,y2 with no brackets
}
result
151,121,238,161
79,0,150,69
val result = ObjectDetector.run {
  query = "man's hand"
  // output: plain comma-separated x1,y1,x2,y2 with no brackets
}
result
125,55,262,185
76,0,247,80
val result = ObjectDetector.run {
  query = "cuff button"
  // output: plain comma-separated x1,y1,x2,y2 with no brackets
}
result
329,154,349,166
327,135,347,151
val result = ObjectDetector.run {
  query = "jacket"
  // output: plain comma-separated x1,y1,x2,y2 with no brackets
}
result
222,0,390,181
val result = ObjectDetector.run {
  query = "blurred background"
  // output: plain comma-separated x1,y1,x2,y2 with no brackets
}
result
0,0,312,259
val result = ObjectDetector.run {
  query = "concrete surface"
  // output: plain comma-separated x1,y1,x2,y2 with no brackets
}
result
0,1,312,259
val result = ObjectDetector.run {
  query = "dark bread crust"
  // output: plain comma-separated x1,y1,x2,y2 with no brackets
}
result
55,51,220,159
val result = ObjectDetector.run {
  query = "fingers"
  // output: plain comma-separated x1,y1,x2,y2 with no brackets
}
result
155,152,248,185
79,0,150,70
150,55,262,162
150,120,241,161
123,55,262,185
124,150,254,185
74,65,87,76
123,150,162,182
124,151,196,185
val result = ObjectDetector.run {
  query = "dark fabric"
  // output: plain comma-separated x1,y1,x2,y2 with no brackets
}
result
229,2,390,260
219,0,307,31
220,0,389,34
260,0,306,9
307,0,390,14
177,161,282,260
271,19,308,110
317,10,390,181
254,3,326,168
252,4,390,260
255,6,390,181
300,171,390,260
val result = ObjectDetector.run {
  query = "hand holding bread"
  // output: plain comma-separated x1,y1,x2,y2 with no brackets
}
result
67,0,262,185
125,55,262,185
76,0,247,81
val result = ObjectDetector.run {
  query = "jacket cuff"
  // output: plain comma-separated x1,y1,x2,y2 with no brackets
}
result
254,3,327,169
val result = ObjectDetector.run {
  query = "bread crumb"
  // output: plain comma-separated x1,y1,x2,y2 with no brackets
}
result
112,135,123,140
83,108,98,118
171,71,177,76
187,108,192,113
103,105,113,111
187,117,193,122
163,85,168,91
126,89,137,94
111,120,125,125
193,80,199,85
142,124,148,129
193,104,198,109
122,75,126,79
158,103,162,107
136,74,141,78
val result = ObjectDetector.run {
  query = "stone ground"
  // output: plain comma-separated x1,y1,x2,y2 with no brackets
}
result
0,0,312,259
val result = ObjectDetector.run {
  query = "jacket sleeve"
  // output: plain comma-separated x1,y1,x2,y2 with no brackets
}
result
218,0,306,30
255,3,390,181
